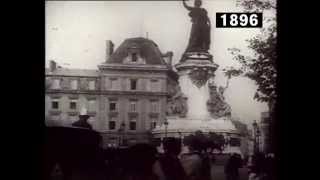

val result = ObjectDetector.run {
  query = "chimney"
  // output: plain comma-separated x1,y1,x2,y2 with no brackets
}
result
105,40,114,62
49,60,57,72
163,51,173,66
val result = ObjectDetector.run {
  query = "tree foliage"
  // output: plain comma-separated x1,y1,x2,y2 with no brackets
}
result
183,131,226,153
226,0,277,106
236,0,276,12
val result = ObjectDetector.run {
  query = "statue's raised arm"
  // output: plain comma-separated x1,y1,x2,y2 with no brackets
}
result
182,0,211,53
182,0,192,11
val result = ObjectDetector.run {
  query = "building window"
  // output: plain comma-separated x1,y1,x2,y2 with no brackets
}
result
52,79,60,89
89,80,95,90
88,99,96,112
71,80,78,90
109,101,117,111
129,101,137,112
129,121,136,131
109,121,116,130
109,116,117,130
151,122,157,129
150,117,157,129
130,79,137,90
70,101,77,110
52,100,59,109
151,101,158,113
132,53,137,62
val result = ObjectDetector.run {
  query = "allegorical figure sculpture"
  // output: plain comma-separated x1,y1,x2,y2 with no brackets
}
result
183,0,211,53
166,82,188,118
207,81,232,118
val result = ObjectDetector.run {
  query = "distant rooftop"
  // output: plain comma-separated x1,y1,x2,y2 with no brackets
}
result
108,37,167,65
45,67,99,77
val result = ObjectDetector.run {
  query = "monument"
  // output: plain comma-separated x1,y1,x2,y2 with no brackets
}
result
152,0,239,152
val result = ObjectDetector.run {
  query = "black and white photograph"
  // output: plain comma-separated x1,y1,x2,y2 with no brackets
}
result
44,0,277,180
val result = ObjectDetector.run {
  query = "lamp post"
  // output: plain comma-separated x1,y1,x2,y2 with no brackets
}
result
252,120,260,153
119,122,125,146
164,119,169,139
256,128,261,152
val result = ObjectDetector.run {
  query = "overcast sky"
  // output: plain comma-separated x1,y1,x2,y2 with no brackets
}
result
45,0,276,126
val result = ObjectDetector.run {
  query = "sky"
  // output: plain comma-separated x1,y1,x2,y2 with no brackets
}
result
45,0,276,127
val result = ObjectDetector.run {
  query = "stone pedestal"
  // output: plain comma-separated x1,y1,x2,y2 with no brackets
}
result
152,51,240,153
175,52,218,120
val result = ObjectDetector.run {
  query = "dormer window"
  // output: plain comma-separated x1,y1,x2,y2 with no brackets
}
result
123,44,146,64
132,53,137,62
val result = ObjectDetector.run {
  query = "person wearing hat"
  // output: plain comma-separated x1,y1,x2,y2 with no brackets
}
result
72,107,93,130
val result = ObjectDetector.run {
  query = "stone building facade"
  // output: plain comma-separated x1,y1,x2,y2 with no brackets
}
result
45,37,177,147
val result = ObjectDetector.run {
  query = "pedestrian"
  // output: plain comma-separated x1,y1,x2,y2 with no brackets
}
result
180,136,211,180
153,137,187,180
43,126,105,180
224,153,243,180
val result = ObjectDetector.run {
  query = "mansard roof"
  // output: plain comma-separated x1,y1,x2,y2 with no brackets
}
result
45,68,99,77
108,37,166,65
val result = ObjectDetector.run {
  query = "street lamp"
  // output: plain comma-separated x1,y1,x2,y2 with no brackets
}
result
118,122,125,146
256,128,261,152
164,118,169,138
252,120,260,153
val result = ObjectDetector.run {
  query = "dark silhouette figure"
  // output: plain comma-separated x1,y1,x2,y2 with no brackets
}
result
153,138,187,180
104,147,131,180
71,115,92,130
264,153,275,180
180,136,212,180
248,152,268,180
123,143,158,180
103,147,124,180
224,153,243,180
183,0,211,53
43,126,105,180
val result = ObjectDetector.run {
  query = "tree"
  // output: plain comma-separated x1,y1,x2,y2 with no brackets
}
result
236,0,276,12
226,0,276,109
183,131,225,153
226,0,277,153
208,132,225,153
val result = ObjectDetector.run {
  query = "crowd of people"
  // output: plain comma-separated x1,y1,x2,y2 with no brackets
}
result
45,133,216,180
45,129,276,180
44,112,276,180
102,137,213,180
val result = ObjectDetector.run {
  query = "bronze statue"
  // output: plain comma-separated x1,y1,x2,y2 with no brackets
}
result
183,0,211,53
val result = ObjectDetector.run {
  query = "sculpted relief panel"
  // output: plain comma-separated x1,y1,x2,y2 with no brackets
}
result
206,81,231,119
166,79,188,118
